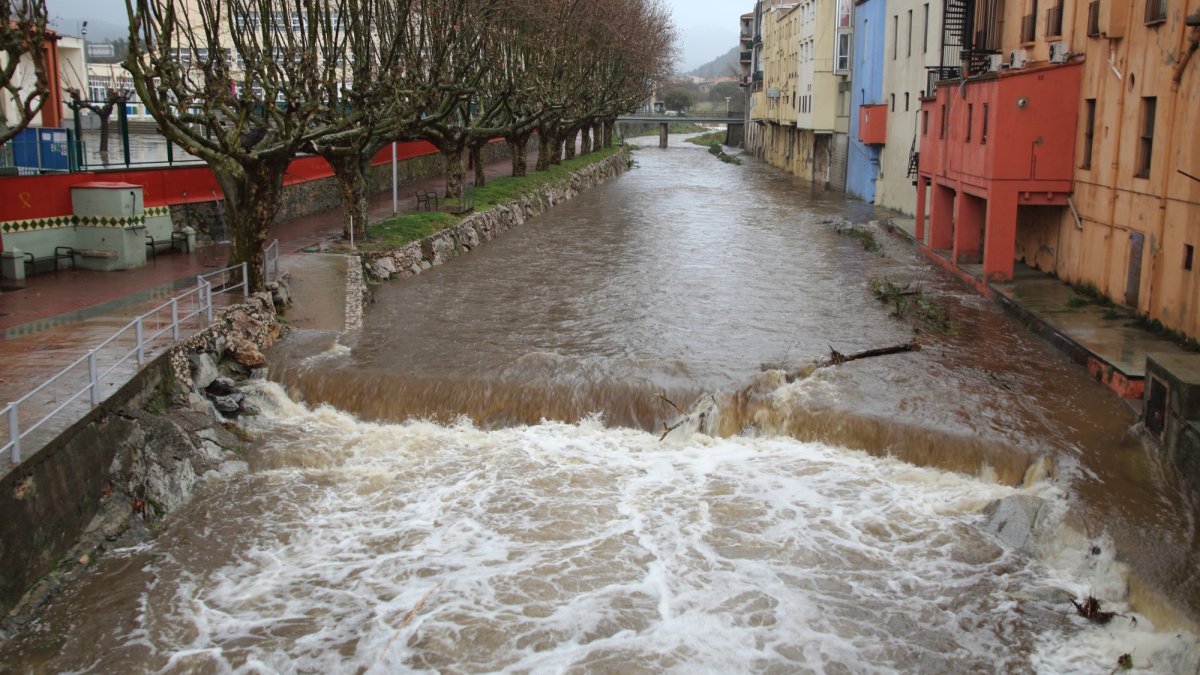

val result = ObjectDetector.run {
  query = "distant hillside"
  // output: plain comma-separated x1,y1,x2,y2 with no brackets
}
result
688,46,740,79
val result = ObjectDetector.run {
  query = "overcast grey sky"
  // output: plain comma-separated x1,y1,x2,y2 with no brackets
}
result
48,0,747,72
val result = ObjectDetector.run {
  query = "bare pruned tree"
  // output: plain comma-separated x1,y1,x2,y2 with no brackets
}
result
125,0,360,290
64,86,132,164
1,0,51,147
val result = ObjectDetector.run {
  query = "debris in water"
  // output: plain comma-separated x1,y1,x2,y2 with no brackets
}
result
1071,595,1117,625
1115,652,1133,671
868,277,956,334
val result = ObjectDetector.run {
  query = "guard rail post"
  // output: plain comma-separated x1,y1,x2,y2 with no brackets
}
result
135,317,145,366
87,349,98,406
241,261,249,298
7,404,19,463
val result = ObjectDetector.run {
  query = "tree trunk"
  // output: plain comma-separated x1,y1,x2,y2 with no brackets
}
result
603,120,615,148
508,135,528,176
442,145,465,199
471,143,485,187
551,131,564,165
579,125,591,155
326,153,369,241
592,123,603,150
216,159,286,293
564,127,577,160
536,131,552,171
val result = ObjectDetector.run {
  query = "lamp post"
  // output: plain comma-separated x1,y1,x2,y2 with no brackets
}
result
725,96,731,116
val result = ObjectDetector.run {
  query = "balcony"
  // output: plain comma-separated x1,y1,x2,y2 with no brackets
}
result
858,104,887,145
919,62,1082,186
752,71,763,82
916,61,1084,282
740,50,752,62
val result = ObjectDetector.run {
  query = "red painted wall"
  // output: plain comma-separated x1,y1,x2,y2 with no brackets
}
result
920,62,1082,188
0,140,443,222
858,104,888,145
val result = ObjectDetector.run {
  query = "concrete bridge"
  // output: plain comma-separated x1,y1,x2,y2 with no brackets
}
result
615,114,746,148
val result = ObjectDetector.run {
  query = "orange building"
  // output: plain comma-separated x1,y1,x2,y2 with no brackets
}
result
915,0,1200,336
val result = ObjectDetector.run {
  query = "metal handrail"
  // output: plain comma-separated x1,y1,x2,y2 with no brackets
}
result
2,260,253,465
264,239,281,285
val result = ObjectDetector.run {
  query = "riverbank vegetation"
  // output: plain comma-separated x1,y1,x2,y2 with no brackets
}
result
366,147,623,250
122,0,677,290
869,277,956,334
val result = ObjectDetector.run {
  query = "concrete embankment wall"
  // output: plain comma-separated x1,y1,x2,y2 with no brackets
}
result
362,148,632,282
0,292,282,624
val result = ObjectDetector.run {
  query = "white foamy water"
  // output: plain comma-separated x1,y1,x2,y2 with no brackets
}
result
7,382,1198,673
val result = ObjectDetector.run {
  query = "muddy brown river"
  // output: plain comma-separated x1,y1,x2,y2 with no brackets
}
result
2,134,1198,672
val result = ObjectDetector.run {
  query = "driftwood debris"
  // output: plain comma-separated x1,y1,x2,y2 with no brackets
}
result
818,339,922,368
656,392,717,441
1071,594,1135,627
769,339,921,382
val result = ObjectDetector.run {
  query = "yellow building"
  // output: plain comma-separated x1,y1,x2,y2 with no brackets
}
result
1009,0,1200,337
747,0,853,187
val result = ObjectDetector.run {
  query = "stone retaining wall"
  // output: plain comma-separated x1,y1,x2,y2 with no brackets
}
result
173,140,514,245
0,291,285,632
364,148,632,282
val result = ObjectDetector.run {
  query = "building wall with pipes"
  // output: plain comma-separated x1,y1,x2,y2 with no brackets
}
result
1013,0,1200,336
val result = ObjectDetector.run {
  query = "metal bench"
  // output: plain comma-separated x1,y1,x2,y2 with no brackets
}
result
23,247,75,275
415,191,439,211
145,231,189,256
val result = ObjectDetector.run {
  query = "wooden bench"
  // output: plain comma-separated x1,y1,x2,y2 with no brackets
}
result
415,191,439,211
146,232,189,256
23,247,75,275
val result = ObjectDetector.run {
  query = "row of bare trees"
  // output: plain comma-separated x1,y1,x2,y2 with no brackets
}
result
122,0,677,290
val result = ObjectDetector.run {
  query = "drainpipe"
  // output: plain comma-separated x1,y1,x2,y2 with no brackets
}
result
1101,35,1128,304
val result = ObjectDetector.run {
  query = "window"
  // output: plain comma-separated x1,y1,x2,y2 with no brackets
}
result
1047,0,1064,37
1136,97,1156,178
893,15,899,59
891,93,896,111
981,103,989,144
1186,245,1195,271
907,10,913,57
1087,0,1101,35
1081,99,1096,169
966,103,973,141
923,3,929,53
835,32,851,73
940,104,948,138
1145,0,1167,23
923,110,929,135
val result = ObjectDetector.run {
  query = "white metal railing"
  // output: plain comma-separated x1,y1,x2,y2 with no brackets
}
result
264,239,281,285
1,258,257,465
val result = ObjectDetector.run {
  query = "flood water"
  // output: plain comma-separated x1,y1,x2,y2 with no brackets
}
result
3,134,1199,672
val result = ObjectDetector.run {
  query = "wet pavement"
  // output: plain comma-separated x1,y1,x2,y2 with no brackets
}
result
888,216,1195,399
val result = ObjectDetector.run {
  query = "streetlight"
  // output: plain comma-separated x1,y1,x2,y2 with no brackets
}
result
725,96,731,116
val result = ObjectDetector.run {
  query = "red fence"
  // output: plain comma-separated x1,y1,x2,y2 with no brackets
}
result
0,140,440,223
